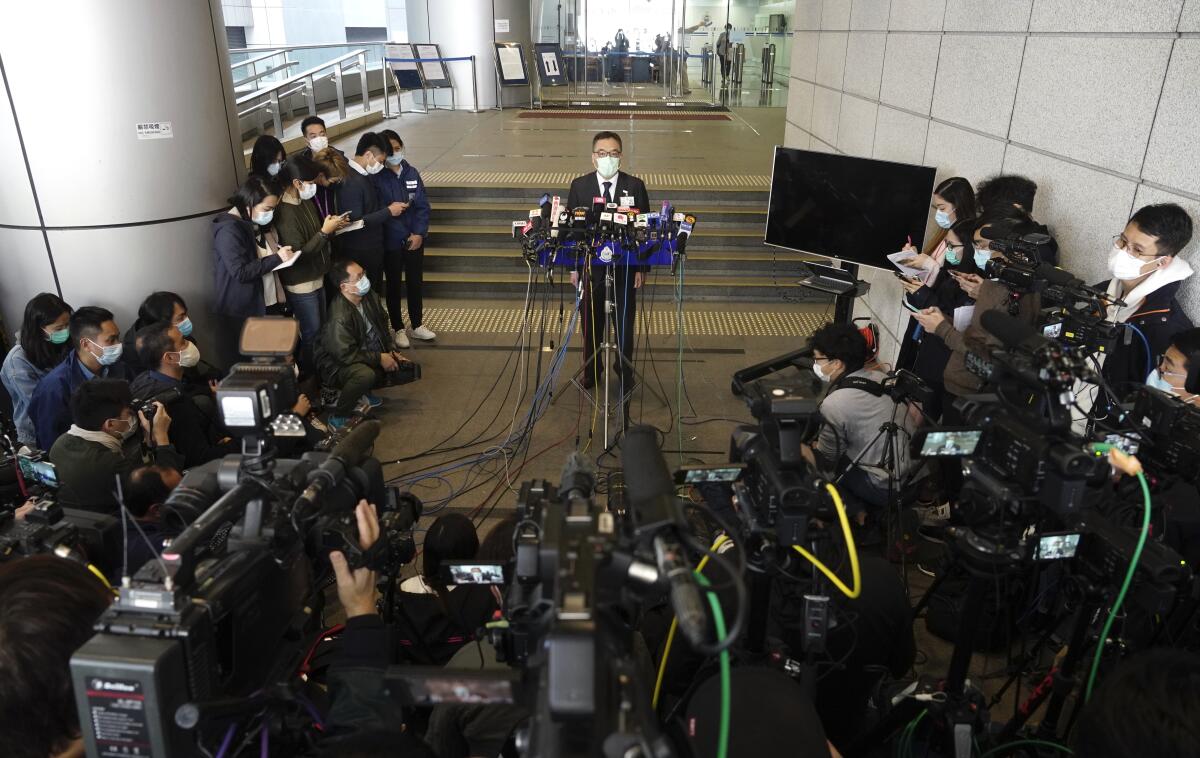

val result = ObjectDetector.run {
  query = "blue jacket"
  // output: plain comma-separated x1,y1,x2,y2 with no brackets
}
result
211,212,284,318
29,351,132,451
0,344,48,445
373,162,430,249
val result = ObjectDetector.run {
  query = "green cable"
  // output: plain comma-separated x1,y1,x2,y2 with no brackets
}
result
978,738,1074,758
902,711,926,758
694,571,729,758
1084,469,1152,702
677,263,685,467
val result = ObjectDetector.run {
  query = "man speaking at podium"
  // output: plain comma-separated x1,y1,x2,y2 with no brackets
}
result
568,131,650,392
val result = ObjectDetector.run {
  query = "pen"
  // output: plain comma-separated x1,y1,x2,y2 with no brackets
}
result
907,235,912,247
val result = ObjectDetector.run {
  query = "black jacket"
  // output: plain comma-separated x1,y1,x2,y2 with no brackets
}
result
211,212,283,318
49,432,184,513
1097,277,1193,393
129,370,235,468
566,170,651,273
314,291,394,383
334,168,391,254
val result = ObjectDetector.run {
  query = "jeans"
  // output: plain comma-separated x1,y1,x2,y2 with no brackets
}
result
839,465,891,518
287,287,327,345
384,245,425,330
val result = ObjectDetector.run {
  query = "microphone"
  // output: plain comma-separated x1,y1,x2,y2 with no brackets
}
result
980,309,1039,351
549,195,562,238
672,214,695,275
655,533,709,649
1036,263,1121,305
294,420,381,513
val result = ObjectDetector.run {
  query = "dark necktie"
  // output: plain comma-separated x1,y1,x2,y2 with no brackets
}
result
603,181,612,203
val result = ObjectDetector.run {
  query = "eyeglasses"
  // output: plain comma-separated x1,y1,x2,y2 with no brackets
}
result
593,150,622,158
1112,234,1159,260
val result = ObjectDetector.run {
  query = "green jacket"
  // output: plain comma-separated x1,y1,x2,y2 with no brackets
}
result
315,291,393,382
272,195,333,287
49,433,184,513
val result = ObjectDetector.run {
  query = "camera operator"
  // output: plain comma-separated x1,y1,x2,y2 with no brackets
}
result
798,323,918,523
0,555,113,758
1147,327,1200,405
30,306,133,451
129,321,235,467
1097,203,1194,394
121,464,181,572
975,175,1058,265
48,379,182,513
317,259,413,431
912,214,1045,416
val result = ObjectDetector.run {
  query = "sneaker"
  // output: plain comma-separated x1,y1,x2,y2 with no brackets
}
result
327,414,354,432
394,329,410,349
353,397,372,416
411,325,437,341
362,393,384,410
915,501,951,528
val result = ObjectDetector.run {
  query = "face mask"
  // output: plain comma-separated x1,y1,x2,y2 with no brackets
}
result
252,208,274,226
45,326,70,344
352,276,371,296
87,338,123,366
386,153,404,166
110,416,137,440
944,247,962,266
307,135,328,152
172,341,201,368
596,155,620,179
813,361,831,382
365,159,384,175
267,161,282,177
935,210,953,229
973,247,991,270
176,317,193,337
1147,368,1178,394
298,182,318,200
1108,245,1152,281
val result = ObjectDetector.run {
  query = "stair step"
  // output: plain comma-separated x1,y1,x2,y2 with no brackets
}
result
425,247,810,264
422,271,808,287
432,201,766,216
428,224,763,238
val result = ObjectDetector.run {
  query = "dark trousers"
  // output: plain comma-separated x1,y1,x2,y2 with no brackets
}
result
580,264,638,382
332,363,383,415
384,245,425,330
718,54,731,79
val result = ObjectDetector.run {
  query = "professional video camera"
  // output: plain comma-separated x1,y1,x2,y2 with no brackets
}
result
1120,384,1200,483
70,318,421,757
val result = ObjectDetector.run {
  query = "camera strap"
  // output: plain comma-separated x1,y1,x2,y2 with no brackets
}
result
830,376,887,398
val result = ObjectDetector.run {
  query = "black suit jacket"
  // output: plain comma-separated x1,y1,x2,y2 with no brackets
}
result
566,170,651,273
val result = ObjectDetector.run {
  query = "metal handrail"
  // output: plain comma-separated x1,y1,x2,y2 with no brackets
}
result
230,50,284,71
233,61,298,88
236,49,370,138
229,42,373,55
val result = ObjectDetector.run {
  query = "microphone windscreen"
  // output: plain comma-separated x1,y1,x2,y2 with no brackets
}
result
620,425,674,506
1036,263,1079,287
329,419,381,469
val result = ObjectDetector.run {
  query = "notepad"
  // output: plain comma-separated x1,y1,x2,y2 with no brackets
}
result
887,251,927,279
335,219,365,235
272,250,302,271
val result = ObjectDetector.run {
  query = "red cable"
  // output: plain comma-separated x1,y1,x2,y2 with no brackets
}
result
298,623,345,676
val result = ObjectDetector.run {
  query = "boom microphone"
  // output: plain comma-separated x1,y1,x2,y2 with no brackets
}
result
294,420,381,513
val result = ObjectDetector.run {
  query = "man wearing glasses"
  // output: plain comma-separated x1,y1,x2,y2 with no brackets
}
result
1097,203,1194,394
567,131,651,392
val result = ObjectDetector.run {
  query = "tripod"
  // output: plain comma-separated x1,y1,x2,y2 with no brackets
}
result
567,255,665,451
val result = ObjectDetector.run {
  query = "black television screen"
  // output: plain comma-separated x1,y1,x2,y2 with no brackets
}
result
764,147,937,272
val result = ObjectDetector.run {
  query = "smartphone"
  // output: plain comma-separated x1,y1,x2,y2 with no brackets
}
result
903,300,921,313
673,463,746,485
388,667,519,706
1033,532,1081,560
910,428,984,457
893,271,920,282
441,562,506,585
339,211,352,219
17,454,58,489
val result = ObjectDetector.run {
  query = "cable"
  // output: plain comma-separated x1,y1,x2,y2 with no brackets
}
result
791,483,861,599
653,533,730,708
978,739,1073,758
1084,464,1151,702
85,562,117,595
695,571,730,758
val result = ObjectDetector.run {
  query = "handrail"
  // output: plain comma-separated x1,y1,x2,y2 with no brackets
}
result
233,61,298,88
229,42,374,55
235,49,367,107
230,49,284,71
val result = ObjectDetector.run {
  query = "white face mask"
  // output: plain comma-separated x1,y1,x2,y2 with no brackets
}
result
365,158,384,175
813,361,831,382
595,155,620,179
267,161,282,177
298,181,318,201
111,415,137,441
172,341,201,368
307,135,329,152
1107,244,1155,281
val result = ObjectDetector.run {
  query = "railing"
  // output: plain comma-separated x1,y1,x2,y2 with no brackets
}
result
235,49,370,139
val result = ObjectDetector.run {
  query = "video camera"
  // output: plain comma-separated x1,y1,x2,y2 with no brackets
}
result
70,319,421,757
1120,385,1200,483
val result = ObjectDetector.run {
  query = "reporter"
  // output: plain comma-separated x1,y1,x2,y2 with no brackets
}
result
122,291,222,382
395,513,499,665
1147,327,1200,405
376,129,434,347
274,154,347,355
801,323,918,519
0,293,72,447
121,464,182,571
249,134,286,185
0,556,112,758
334,132,406,289
1099,203,1194,393
48,378,183,513
211,175,295,368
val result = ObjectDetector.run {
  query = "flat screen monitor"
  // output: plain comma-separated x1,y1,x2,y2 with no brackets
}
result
764,147,937,272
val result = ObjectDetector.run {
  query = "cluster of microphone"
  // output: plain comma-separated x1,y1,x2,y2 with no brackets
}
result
513,193,696,271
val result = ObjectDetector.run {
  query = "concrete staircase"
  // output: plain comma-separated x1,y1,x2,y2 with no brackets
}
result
419,186,829,303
